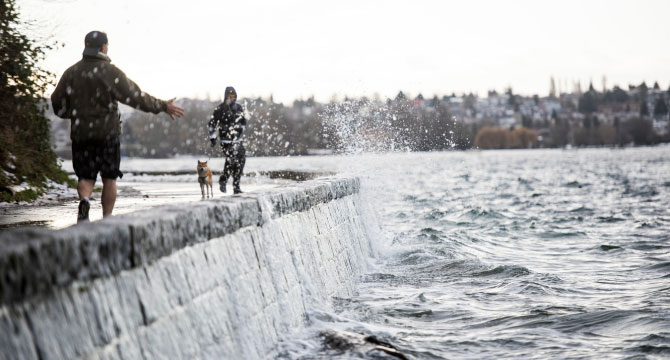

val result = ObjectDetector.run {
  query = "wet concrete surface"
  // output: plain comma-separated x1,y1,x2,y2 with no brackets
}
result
0,181,280,230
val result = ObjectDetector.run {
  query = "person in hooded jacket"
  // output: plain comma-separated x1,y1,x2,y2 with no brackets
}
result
209,87,247,194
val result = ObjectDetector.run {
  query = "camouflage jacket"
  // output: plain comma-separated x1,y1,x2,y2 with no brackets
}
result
51,52,167,141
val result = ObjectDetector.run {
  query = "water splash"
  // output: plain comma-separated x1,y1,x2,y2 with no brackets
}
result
320,98,461,155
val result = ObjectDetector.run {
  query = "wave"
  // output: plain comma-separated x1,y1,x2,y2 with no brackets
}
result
396,251,440,266
538,230,587,238
645,261,670,271
628,344,670,355
599,244,623,251
629,241,670,251
517,309,645,333
564,181,590,188
624,185,659,197
568,206,595,214
471,265,531,278
597,216,626,223
633,333,670,343
423,209,447,220
462,207,506,220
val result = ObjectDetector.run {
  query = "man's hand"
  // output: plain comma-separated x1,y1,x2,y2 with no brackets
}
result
210,139,217,148
166,98,185,120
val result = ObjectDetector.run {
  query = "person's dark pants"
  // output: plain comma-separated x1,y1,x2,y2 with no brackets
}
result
219,142,246,190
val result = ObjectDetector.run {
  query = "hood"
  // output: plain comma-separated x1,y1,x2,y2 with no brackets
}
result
224,86,237,101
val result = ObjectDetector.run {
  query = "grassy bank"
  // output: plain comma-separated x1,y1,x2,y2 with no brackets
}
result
0,125,76,203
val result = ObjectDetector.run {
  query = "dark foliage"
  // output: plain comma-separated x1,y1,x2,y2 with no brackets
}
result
0,0,70,200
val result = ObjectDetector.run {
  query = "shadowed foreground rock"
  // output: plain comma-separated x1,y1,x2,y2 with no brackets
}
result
0,176,376,359
320,330,409,359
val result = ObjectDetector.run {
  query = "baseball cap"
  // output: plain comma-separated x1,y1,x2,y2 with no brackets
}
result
83,31,108,56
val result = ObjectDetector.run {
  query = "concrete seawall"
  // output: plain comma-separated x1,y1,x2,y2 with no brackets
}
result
0,177,375,359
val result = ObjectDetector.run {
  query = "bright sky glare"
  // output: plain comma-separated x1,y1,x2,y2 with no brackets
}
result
19,0,670,103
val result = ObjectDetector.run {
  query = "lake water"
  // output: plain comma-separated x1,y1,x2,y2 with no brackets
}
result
261,147,669,359
63,147,670,358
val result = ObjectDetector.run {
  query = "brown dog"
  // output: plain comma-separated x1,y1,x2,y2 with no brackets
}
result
197,160,213,198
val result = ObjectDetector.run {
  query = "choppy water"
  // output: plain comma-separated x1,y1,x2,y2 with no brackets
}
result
61,147,670,358
268,147,670,359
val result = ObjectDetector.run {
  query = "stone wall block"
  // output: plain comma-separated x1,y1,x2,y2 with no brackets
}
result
0,306,39,360
63,223,133,283
227,197,264,229
134,266,171,326
135,318,183,360
79,280,119,348
23,286,98,359
206,201,237,237
0,228,55,306
111,272,145,336
0,223,131,306
153,256,190,308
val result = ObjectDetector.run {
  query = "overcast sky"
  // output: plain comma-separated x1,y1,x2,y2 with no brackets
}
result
19,0,670,103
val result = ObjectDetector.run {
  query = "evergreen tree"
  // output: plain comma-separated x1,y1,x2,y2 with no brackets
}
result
506,87,519,111
626,117,654,145
639,100,650,117
637,82,649,102
609,86,629,103
578,89,598,114
0,0,70,200
653,96,668,117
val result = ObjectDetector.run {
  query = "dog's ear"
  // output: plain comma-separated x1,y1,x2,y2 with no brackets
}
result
197,160,202,165
203,161,207,165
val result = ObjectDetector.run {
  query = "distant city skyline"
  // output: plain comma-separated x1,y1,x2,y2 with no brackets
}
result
19,0,670,103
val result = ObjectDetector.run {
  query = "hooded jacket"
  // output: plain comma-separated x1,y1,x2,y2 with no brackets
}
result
51,52,167,141
208,87,247,143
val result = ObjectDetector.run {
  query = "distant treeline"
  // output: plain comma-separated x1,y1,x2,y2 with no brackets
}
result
115,88,669,156
566,83,668,147
119,94,474,157
474,116,663,150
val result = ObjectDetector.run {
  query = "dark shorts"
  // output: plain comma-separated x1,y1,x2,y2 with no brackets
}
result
72,137,123,180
